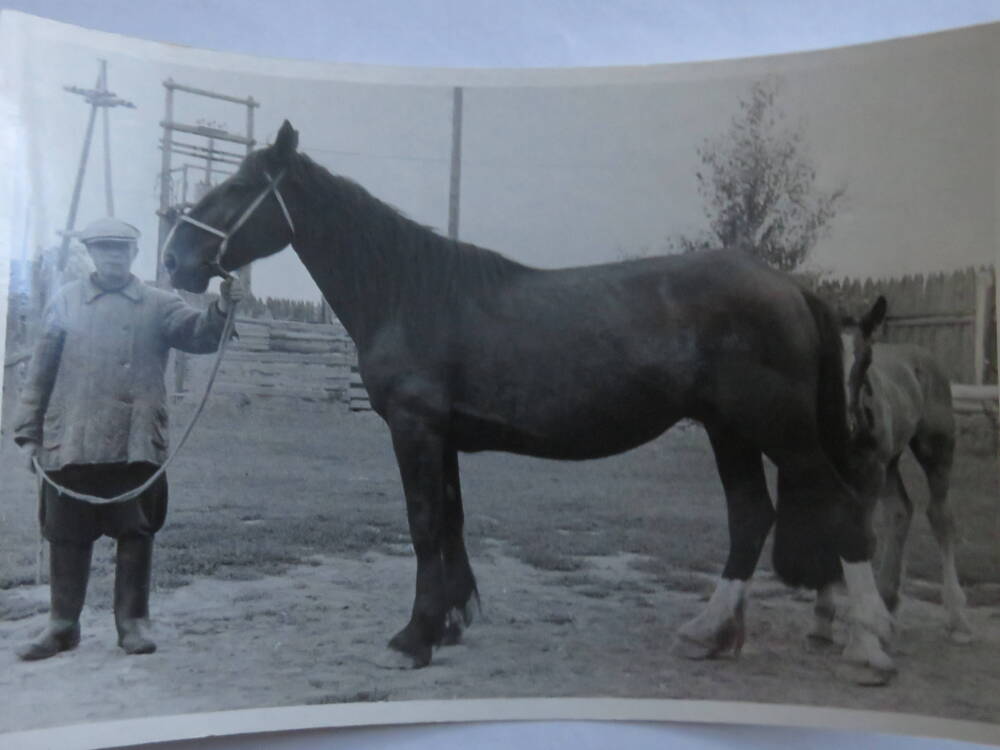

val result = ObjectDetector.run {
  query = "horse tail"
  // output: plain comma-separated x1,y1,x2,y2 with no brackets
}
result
803,289,850,475
772,289,852,590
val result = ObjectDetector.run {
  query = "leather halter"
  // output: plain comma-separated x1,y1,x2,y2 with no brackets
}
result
164,169,295,279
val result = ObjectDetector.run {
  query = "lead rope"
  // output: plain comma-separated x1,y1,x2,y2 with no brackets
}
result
30,169,293,507
32,302,238,504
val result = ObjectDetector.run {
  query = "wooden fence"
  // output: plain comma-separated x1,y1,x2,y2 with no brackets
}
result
173,316,368,406
812,266,997,386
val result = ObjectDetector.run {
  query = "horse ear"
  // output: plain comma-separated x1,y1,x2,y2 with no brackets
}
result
860,296,888,340
272,121,299,164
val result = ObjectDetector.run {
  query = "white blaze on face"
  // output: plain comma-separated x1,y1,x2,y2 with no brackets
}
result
841,331,857,407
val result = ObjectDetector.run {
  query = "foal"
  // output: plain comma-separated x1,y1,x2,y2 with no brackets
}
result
812,297,973,646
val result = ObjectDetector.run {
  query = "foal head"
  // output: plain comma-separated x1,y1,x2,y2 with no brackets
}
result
164,120,301,293
842,296,888,496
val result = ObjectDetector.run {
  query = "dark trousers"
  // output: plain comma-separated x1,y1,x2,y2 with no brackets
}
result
39,462,168,544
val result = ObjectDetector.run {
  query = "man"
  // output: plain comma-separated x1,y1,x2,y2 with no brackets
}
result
12,217,243,660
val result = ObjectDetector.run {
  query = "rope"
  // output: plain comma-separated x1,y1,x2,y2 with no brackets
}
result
31,303,239,504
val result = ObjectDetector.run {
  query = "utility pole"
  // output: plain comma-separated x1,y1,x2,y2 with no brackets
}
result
448,87,463,241
156,79,259,290
59,59,135,269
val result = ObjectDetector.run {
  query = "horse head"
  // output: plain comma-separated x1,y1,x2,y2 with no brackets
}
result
843,295,888,495
164,120,301,293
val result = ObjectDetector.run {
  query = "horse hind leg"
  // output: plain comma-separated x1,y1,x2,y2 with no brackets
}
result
874,459,914,614
439,449,480,646
911,430,973,643
673,426,773,660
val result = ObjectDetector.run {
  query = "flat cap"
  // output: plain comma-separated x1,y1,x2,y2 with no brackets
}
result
78,217,141,244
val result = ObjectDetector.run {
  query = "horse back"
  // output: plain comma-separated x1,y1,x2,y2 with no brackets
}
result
869,342,954,455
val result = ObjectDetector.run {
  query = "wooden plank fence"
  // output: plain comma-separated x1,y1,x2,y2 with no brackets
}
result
813,266,997,386
173,316,370,408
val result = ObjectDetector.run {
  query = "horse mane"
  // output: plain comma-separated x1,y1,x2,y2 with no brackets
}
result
255,151,531,313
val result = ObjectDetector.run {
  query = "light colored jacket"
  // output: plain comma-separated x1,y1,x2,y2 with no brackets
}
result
12,274,227,473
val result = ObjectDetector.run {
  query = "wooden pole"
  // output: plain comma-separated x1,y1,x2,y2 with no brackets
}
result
100,60,115,217
973,268,992,386
448,87,463,241
58,72,101,271
156,81,175,288
239,97,257,296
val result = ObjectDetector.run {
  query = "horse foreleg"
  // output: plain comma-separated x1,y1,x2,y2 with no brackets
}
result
874,461,913,614
674,427,773,660
440,449,479,645
385,419,448,668
924,467,972,642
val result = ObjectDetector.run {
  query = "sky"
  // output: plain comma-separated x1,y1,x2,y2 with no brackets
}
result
3,0,1000,68
4,6,997,302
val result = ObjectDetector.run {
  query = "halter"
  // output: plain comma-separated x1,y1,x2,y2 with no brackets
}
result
163,168,296,279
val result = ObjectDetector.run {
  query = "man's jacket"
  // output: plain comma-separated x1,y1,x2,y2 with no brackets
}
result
12,274,227,473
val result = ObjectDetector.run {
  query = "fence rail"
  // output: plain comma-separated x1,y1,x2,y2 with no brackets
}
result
172,315,365,406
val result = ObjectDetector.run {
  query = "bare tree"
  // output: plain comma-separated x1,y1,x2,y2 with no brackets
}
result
673,78,844,272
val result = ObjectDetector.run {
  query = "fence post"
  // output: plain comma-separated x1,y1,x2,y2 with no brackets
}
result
973,268,993,386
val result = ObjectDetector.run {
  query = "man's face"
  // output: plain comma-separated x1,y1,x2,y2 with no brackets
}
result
87,240,137,282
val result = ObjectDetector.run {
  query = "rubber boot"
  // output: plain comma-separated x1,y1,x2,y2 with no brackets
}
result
17,541,92,661
114,535,157,655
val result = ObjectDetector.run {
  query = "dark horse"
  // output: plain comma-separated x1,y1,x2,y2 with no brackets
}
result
810,297,971,646
165,121,895,678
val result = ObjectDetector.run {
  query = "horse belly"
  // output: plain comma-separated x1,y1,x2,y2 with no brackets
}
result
450,375,685,459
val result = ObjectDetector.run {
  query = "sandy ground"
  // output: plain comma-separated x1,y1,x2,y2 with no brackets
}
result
2,541,1000,735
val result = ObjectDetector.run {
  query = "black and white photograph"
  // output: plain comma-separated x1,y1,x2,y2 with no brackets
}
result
0,7,998,748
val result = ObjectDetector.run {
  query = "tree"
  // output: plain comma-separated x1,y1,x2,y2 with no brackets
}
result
673,78,843,272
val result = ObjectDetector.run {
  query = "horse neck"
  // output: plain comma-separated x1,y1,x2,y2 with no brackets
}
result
289,166,525,350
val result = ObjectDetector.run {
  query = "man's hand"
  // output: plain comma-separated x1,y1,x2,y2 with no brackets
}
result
19,441,38,474
218,277,246,314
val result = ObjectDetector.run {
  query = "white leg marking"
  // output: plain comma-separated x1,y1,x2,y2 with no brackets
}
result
674,578,748,658
941,550,973,642
841,560,895,672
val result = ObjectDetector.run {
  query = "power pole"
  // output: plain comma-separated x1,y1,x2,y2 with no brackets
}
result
156,79,259,291
448,87,464,241
59,59,135,269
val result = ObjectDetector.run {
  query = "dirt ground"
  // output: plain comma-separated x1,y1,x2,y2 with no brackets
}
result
1,399,999,736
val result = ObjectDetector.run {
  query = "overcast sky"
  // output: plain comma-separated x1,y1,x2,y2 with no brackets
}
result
5,6,997,301
3,1,1000,68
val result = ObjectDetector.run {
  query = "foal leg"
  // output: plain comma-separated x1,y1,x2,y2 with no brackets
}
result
440,449,479,645
874,460,913,614
674,427,773,660
385,419,448,668
911,431,972,642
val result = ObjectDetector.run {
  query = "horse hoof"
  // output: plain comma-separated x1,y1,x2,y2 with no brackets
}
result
805,632,837,652
440,621,463,646
671,635,713,660
948,627,974,645
374,646,430,670
385,631,432,669
837,662,896,687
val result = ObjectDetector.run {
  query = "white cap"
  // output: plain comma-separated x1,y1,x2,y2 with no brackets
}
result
78,218,141,245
